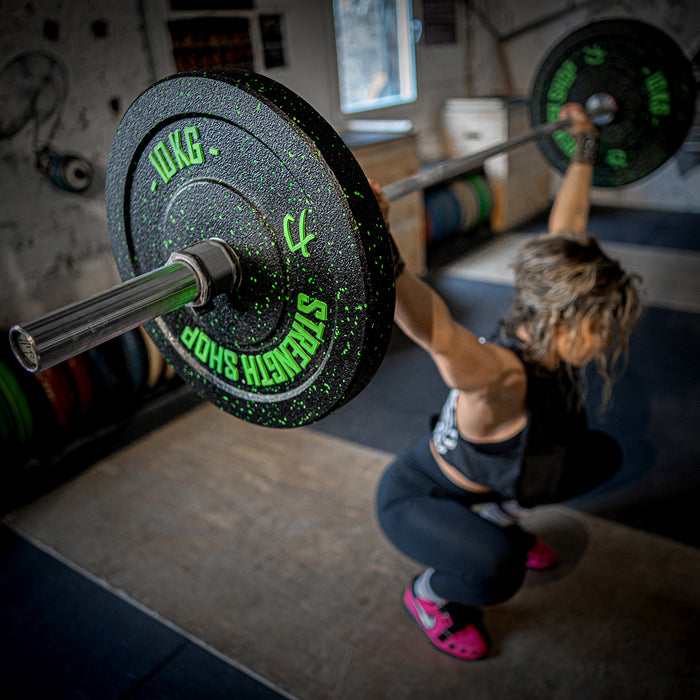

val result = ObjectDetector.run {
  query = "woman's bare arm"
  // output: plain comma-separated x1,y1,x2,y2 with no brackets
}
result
548,103,598,234
394,269,506,391
370,181,517,394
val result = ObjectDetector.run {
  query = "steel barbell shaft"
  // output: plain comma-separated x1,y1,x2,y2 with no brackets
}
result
383,118,572,201
385,117,578,200
10,264,198,373
10,239,240,373
383,95,618,202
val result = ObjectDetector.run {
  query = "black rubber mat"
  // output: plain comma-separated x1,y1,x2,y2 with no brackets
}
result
0,526,290,700
519,205,700,251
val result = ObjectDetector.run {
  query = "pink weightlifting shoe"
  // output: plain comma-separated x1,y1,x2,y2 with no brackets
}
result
403,582,489,660
526,537,557,570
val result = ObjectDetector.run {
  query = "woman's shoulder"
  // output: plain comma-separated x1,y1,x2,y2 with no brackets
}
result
454,340,528,440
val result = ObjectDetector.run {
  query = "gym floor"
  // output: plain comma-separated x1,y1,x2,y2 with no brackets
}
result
2,204,699,699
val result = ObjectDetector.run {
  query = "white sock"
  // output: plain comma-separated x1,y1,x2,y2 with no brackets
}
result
500,499,526,518
475,500,523,527
413,568,448,606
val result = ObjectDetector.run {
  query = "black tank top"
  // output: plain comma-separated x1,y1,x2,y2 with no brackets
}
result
432,389,524,497
431,333,587,504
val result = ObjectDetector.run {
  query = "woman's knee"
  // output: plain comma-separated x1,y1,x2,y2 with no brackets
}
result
432,554,526,606
466,533,527,580
376,460,413,522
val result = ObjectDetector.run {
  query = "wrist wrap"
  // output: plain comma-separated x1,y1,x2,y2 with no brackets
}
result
572,131,599,165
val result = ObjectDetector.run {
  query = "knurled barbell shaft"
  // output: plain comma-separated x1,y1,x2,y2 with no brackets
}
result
9,105,612,374
10,238,240,373
10,263,198,373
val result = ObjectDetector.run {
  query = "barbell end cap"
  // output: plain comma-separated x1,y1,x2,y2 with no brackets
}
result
9,325,41,373
585,93,618,126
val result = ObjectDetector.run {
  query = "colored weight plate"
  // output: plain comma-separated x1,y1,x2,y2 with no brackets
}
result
95,330,149,399
424,167,485,243
83,343,122,419
140,326,166,388
106,70,395,428
118,329,149,395
83,335,136,412
0,359,32,446
0,386,14,449
33,364,77,429
450,180,481,232
466,174,493,225
424,185,464,242
0,372,20,450
0,366,23,448
530,18,696,187
1,340,58,452
65,355,94,415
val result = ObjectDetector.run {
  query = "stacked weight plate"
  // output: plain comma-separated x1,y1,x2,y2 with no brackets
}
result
1,326,179,483
424,170,493,244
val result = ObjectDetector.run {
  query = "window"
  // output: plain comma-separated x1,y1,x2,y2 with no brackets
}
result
333,0,417,114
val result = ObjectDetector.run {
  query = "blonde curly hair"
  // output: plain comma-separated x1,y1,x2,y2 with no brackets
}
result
501,231,644,410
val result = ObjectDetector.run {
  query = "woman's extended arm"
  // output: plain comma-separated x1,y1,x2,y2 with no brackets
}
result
368,180,510,393
393,268,506,392
548,103,598,235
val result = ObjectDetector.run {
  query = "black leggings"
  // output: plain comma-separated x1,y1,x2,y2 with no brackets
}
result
375,429,621,607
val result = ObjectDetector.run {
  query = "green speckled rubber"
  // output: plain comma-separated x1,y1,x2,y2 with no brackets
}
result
106,69,395,428
530,18,695,187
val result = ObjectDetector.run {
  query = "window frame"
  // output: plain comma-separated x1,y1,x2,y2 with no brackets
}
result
332,0,418,116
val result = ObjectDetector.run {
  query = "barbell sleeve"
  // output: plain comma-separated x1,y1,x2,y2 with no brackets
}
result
10,238,240,373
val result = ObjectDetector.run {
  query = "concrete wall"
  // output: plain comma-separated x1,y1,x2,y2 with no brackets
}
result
0,0,353,326
0,0,155,326
1,0,698,326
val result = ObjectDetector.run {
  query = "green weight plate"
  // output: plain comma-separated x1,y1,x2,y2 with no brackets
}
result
107,70,395,428
0,360,33,446
465,174,493,225
1,339,56,452
530,19,696,187
0,365,21,447
0,381,16,449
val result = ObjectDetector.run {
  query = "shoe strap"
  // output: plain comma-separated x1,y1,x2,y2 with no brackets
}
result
437,604,482,641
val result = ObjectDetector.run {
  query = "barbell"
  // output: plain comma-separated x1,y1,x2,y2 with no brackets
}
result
8,18,696,428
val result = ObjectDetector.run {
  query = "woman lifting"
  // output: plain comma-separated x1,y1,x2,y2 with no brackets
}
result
373,103,643,660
